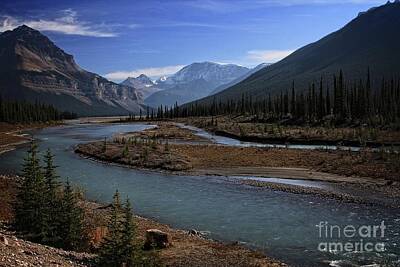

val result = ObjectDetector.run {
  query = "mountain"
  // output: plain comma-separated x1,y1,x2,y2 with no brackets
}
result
0,25,145,116
191,2,400,106
121,74,162,99
144,62,249,107
209,63,270,95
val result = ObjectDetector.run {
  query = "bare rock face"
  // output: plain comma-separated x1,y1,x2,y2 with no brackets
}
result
144,229,170,249
0,25,145,116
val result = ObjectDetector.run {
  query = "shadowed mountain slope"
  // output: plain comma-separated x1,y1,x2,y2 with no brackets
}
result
190,2,400,105
0,25,145,116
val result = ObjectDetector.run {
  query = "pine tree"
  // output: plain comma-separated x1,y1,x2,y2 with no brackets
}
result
15,141,47,241
121,198,136,266
60,180,86,251
99,190,124,267
42,149,62,245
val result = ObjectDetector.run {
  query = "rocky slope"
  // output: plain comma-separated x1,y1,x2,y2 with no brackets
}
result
144,62,249,107
0,230,95,267
0,25,145,116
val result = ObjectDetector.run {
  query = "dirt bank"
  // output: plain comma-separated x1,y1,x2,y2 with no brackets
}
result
0,122,61,154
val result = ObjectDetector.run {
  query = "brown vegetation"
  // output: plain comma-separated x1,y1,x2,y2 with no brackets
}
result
175,144,400,181
123,122,210,142
178,116,400,145
76,122,400,182
76,139,192,172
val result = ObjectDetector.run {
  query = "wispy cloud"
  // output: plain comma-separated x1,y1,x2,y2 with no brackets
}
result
246,49,295,63
104,65,185,81
0,9,117,37
186,0,383,13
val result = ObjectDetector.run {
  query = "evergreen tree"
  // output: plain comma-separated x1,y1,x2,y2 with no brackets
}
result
99,190,124,267
42,149,62,245
121,198,136,266
15,141,47,241
60,180,86,251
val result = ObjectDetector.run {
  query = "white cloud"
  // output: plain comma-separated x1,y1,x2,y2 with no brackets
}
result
246,49,295,63
104,65,185,81
0,9,116,37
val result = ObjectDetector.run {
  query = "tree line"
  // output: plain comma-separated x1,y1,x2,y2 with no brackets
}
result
0,97,77,123
159,70,400,127
14,141,160,266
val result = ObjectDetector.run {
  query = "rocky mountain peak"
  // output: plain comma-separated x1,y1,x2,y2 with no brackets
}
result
0,24,78,72
136,74,153,84
0,26,144,115
165,62,249,85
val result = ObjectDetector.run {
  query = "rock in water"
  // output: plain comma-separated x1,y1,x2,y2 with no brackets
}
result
144,229,170,249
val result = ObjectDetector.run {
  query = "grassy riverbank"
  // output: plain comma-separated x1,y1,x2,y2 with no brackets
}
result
74,121,400,208
177,115,400,147
76,121,400,182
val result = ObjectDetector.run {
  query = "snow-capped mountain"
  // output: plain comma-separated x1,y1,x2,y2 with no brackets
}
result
209,63,271,95
121,74,162,99
158,62,249,86
155,76,167,84
145,62,249,107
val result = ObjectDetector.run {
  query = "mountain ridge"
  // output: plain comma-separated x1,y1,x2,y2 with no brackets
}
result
144,62,249,107
121,74,162,99
0,25,145,116
188,2,400,106
209,63,270,95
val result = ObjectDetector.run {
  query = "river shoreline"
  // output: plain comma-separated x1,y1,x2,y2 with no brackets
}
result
73,120,400,209
176,116,400,148
0,174,286,267
75,150,400,209
0,123,287,266
0,122,63,155
2,119,399,266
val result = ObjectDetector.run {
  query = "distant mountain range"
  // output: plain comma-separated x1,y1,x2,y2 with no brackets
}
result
0,25,145,116
122,63,271,108
121,74,161,99
189,2,400,106
209,63,270,95
143,62,249,107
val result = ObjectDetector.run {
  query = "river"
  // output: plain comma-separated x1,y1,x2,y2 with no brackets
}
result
0,122,399,267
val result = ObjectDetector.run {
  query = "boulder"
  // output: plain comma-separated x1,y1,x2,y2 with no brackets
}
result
0,235,9,245
144,229,170,249
188,229,200,236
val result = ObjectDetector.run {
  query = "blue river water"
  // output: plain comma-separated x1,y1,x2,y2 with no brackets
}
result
0,123,399,267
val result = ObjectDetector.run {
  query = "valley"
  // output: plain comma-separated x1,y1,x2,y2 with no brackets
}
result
1,120,399,266
1,1,400,267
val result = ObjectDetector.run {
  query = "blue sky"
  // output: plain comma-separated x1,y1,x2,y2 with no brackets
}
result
0,0,385,81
